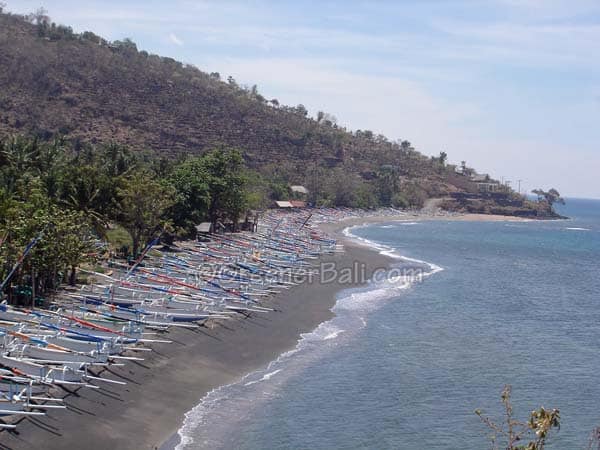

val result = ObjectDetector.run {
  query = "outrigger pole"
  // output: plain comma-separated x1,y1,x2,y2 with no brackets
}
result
299,213,312,230
125,233,162,277
0,231,45,295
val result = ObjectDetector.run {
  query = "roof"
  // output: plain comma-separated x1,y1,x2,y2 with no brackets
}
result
290,185,309,194
195,222,212,233
275,201,294,208
289,200,307,208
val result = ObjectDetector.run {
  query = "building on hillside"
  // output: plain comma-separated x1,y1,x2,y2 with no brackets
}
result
470,173,490,183
476,182,505,193
469,173,510,193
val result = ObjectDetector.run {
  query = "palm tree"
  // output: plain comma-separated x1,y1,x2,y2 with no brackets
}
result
59,165,112,239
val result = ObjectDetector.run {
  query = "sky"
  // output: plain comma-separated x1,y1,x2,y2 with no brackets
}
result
6,0,600,198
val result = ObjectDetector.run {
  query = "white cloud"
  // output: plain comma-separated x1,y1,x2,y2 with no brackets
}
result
432,21,600,68
199,55,598,198
168,32,183,46
197,56,483,158
5,0,599,197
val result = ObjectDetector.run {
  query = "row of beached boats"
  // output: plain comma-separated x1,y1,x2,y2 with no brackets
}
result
0,207,410,430
0,209,353,429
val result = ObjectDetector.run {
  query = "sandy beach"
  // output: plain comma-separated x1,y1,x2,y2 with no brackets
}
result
0,212,530,450
0,221,394,450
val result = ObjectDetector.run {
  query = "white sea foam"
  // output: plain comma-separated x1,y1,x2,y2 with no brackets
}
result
566,227,590,231
323,330,344,340
175,223,443,450
343,225,444,276
175,316,358,449
343,224,402,259
244,369,282,386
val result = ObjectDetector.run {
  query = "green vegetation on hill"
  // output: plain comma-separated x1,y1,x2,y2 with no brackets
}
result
0,8,564,302
0,9,513,208
0,135,252,302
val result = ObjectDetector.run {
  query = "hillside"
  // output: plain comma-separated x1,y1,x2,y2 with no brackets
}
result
0,9,548,214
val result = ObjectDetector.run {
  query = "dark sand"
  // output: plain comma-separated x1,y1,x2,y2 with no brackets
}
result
0,220,393,450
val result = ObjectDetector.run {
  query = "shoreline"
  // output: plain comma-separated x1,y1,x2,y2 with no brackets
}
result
0,212,528,450
163,211,533,449
1,216,395,450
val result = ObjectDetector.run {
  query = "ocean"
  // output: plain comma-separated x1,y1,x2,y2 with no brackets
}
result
175,198,600,449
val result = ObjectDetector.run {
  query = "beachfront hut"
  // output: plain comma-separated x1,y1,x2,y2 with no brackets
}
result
195,222,213,241
290,200,307,208
275,201,294,209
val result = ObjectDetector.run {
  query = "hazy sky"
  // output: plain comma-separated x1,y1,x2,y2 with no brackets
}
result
7,0,600,198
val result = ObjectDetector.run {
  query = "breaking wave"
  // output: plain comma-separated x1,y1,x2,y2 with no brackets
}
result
174,224,443,449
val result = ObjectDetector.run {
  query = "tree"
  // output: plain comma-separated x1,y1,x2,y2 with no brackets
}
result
113,38,137,53
1,184,95,297
117,172,175,257
227,76,238,88
438,151,447,166
49,210,95,285
476,385,560,450
167,157,210,236
202,149,248,231
531,188,565,212
295,104,308,117
58,164,114,238
28,7,50,26
100,143,137,178
0,135,41,194
311,167,376,208
375,165,399,206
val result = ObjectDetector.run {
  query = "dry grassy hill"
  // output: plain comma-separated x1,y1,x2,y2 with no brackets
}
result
0,10,524,208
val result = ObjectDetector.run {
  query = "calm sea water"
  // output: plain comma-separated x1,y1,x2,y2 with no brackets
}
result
176,198,600,449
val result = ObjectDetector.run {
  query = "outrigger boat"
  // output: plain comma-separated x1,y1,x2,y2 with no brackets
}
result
0,207,394,430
